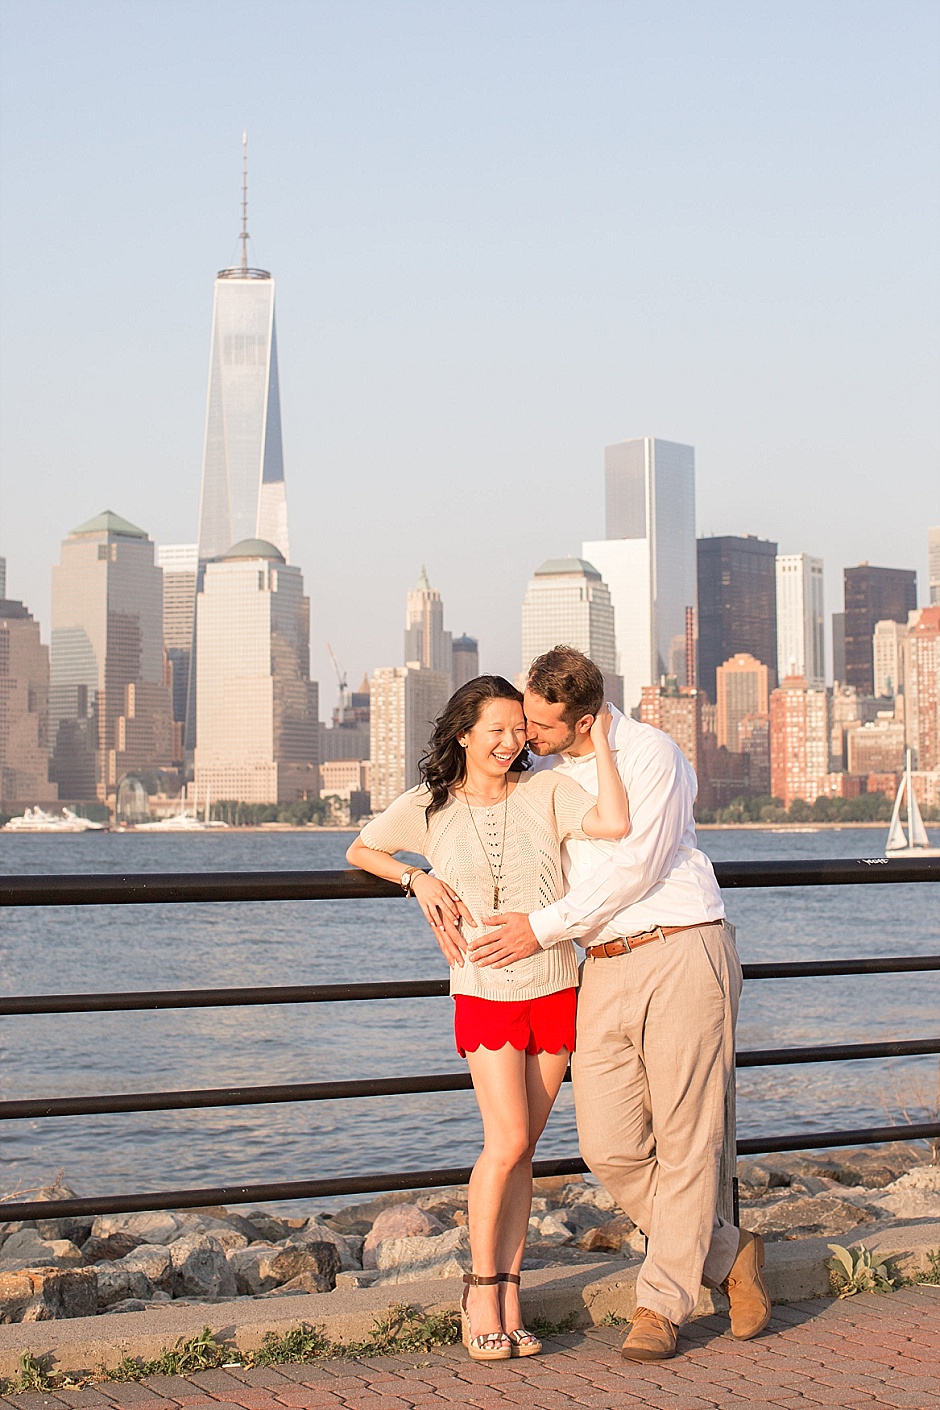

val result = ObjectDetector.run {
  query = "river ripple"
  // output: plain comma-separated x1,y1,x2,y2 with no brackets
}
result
1,828,937,1205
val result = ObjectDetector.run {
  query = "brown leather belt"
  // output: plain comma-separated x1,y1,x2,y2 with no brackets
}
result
585,917,724,960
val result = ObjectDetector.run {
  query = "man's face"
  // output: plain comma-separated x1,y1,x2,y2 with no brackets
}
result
523,689,582,756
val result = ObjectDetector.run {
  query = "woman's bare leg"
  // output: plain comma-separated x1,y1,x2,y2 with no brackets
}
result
498,1048,570,1334
464,1044,532,1338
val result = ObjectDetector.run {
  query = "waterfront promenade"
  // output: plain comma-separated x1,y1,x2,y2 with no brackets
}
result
4,1289,940,1410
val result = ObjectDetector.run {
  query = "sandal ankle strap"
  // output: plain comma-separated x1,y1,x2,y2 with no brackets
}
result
463,1272,501,1286
499,1272,522,1285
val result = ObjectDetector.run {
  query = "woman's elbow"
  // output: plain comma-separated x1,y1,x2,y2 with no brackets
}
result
612,817,631,840
345,841,361,867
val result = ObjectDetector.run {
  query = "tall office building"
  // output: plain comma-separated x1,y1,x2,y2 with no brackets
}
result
452,634,480,690
370,665,451,812
156,543,198,756
196,139,289,564
0,557,6,598
872,619,907,699
404,567,452,675
769,678,830,808
903,605,940,772
697,536,778,703
929,527,940,606
715,653,770,752
639,682,703,772
0,593,57,806
832,613,846,684
582,437,696,713
776,554,825,687
843,563,917,695
49,512,172,801
194,539,318,803
521,557,621,706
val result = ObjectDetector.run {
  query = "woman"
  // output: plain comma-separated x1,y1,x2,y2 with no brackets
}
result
346,675,629,1360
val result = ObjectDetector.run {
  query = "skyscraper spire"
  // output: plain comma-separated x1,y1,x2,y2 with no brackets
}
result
239,130,250,274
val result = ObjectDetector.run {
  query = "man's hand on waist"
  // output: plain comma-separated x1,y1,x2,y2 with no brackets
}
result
470,913,540,968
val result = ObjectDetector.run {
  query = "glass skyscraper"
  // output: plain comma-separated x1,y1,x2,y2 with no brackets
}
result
583,437,697,713
196,149,290,564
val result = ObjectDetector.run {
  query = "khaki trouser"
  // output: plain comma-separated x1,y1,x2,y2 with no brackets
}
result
571,920,743,1326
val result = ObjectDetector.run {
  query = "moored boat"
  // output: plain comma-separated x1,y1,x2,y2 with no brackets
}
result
885,751,940,857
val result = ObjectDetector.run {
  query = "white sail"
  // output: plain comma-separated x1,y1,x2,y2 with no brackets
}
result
909,786,930,849
885,774,907,852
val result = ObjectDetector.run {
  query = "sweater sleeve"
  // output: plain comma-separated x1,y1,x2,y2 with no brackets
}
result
358,787,430,856
549,773,595,841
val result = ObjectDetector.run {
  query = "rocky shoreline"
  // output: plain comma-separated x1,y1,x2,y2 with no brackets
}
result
2,1144,937,1324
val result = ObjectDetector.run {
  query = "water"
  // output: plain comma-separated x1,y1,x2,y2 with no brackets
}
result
1,827,938,1206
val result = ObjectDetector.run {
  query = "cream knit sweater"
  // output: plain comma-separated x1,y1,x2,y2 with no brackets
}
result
359,769,594,1002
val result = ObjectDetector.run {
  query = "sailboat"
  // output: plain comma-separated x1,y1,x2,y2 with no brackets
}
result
885,752,940,857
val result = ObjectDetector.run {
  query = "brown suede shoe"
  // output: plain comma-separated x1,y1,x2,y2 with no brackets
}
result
721,1228,772,1339
620,1306,677,1361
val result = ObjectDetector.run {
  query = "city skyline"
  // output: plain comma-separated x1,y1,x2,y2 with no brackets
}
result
1,2,937,697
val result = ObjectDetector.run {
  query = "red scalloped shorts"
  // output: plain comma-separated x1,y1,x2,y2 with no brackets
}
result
453,987,577,1059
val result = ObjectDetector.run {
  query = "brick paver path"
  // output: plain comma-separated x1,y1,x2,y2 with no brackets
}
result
4,1287,940,1410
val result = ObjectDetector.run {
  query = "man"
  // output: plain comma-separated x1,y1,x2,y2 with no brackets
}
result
470,645,771,1361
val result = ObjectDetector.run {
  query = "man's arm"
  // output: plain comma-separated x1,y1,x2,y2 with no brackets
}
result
471,733,694,969
530,737,691,946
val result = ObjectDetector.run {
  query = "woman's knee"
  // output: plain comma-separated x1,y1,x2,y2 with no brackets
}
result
481,1131,531,1171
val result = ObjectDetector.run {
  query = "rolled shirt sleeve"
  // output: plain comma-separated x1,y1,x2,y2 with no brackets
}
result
529,735,695,948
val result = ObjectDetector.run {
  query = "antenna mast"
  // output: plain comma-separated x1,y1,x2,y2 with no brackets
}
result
239,130,249,273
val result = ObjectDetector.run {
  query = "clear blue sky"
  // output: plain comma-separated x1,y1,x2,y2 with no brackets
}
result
1,0,938,704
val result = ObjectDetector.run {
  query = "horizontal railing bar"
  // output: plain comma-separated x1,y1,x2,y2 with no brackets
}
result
0,1072,476,1120
3,957,939,1016
742,956,940,979
0,980,452,1016
736,1120,940,1156
4,1121,938,1222
0,857,937,909
5,1038,938,1121
735,1037,940,1067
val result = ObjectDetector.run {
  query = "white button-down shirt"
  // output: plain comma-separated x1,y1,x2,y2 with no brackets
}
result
529,705,724,949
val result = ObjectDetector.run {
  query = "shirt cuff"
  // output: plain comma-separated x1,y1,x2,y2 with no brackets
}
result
530,903,568,949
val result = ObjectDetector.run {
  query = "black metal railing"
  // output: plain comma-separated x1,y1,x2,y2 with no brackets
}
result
2,858,939,1223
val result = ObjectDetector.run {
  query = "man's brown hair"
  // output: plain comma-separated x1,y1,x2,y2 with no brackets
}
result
526,646,605,725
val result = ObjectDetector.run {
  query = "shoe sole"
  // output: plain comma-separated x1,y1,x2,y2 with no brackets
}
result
620,1344,677,1362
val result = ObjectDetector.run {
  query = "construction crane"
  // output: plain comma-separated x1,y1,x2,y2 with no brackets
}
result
326,642,350,720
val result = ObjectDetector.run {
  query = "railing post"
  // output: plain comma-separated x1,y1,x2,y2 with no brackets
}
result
718,1059,737,1227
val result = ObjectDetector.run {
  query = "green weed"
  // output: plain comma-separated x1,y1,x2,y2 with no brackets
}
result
827,1243,903,1297
915,1247,940,1285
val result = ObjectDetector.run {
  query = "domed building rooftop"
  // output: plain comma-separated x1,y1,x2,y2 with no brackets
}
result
220,538,286,563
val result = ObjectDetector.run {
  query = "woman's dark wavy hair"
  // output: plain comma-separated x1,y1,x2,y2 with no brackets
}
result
419,675,530,820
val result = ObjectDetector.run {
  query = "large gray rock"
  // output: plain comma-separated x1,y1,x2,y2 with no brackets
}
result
324,1191,413,1237
95,1263,152,1310
292,1220,359,1271
374,1224,471,1284
0,1266,97,1322
558,1182,618,1213
92,1211,183,1246
228,1240,339,1295
168,1233,236,1299
529,1213,576,1245
362,1204,444,1268
0,1230,84,1272
742,1193,877,1240
119,1243,173,1294
81,1231,142,1264
35,1215,94,1247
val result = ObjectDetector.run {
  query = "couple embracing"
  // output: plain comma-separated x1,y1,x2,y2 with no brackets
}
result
347,646,771,1364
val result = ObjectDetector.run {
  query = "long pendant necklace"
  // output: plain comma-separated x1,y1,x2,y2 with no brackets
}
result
462,779,509,910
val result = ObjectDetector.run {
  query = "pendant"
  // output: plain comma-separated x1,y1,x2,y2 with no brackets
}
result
493,884,499,910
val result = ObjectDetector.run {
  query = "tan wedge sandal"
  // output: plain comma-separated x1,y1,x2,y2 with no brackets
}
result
500,1272,542,1356
461,1273,511,1361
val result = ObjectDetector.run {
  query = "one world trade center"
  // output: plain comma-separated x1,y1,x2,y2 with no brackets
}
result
196,136,290,563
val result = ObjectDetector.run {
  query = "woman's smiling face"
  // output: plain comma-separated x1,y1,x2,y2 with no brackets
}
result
460,698,527,781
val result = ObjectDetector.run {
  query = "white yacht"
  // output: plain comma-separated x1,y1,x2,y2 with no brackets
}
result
885,752,940,857
3,807,106,833
135,786,227,831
